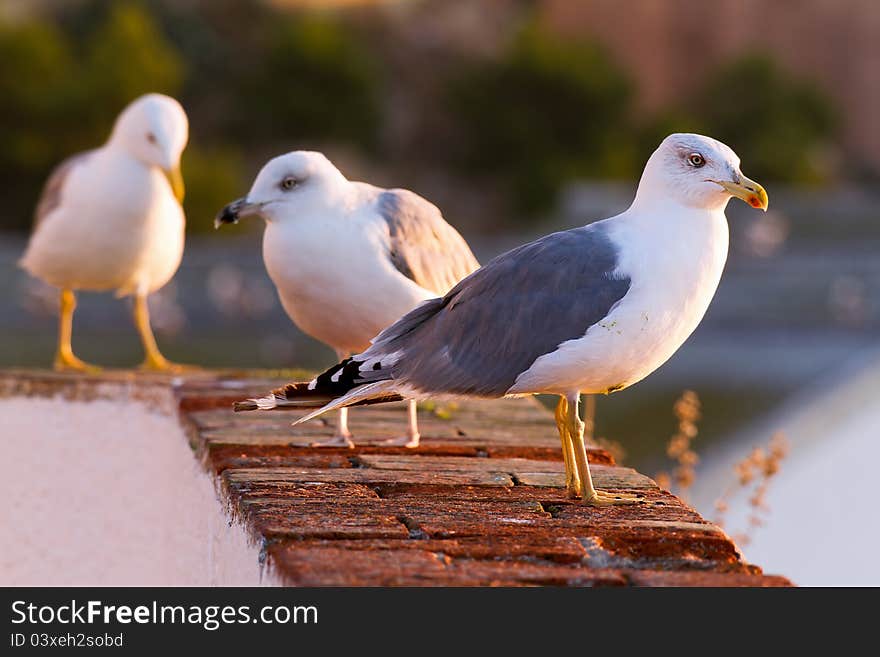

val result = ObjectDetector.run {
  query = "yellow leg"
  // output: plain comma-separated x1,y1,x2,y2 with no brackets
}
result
566,392,644,506
53,289,101,373
555,396,581,497
133,293,188,372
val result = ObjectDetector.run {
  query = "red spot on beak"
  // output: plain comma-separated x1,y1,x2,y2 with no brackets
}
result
749,196,762,208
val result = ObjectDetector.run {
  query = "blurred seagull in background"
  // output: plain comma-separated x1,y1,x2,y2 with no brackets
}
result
216,151,479,448
234,134,768,504
20,93,189,372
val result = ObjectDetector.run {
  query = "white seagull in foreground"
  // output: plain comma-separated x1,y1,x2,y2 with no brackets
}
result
234,134,768,504
216,151,479,448
20,93,188,372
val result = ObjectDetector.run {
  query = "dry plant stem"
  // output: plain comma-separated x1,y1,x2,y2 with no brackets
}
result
655,389,701,498
713,432,789,545
582,393,596,442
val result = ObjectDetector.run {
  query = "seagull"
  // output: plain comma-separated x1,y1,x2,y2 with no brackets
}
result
234,134,768,504
215,151,479,448
20,93,189,372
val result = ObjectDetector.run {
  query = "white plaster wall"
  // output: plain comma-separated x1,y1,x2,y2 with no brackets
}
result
691,348,880,587
0,392,279,586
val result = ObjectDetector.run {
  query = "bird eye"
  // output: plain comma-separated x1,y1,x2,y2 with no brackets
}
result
280,176,298,191
146,132,158,145
687,153,705,167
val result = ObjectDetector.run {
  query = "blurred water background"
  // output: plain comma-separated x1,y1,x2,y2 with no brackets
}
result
1,0,878,482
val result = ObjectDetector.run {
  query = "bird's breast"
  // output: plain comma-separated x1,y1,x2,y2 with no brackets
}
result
262,220,430,352
592,212,730,386
21,151,184,293
510,211,729,395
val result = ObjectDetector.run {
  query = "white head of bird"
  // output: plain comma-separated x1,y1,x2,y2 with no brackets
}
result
108,93,188,172
106,93,188,202
215,151,348,227
634,133,768,212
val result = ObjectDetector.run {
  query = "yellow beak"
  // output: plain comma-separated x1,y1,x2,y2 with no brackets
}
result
163,164,185,204
714,175,768,211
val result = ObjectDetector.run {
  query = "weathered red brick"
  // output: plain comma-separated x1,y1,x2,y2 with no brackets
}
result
169,374,793,587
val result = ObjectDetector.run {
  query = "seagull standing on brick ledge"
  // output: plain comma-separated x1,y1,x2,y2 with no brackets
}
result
20,93,188,372
216,151,479,448
234,134,768,504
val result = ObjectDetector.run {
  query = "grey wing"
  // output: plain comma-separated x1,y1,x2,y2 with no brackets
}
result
33,150,95,229
365,223,632,397
378,189,480,295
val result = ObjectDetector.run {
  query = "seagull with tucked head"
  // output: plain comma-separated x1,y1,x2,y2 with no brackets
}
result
234,134,768,504
20,93,189,372
216,151,479,448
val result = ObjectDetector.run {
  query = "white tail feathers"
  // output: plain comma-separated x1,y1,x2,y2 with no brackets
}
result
233,392,333,412
252,394,279,410
233,394,282,412
232,395,278,412
293,381,401,426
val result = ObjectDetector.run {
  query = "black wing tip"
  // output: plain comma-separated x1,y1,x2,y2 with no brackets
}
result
309,358,371,397
233,400,258,412
279,381,318,398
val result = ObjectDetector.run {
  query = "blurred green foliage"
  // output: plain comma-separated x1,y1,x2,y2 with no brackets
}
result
0,2,842,232
0,2,184,231
83,3,184,124
448,23,635,215
181,146,247,230
0,20,79,226
635,110,708,169
696,55,838,184
0,20,76,171
0,0,379,232
233,16,381,152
